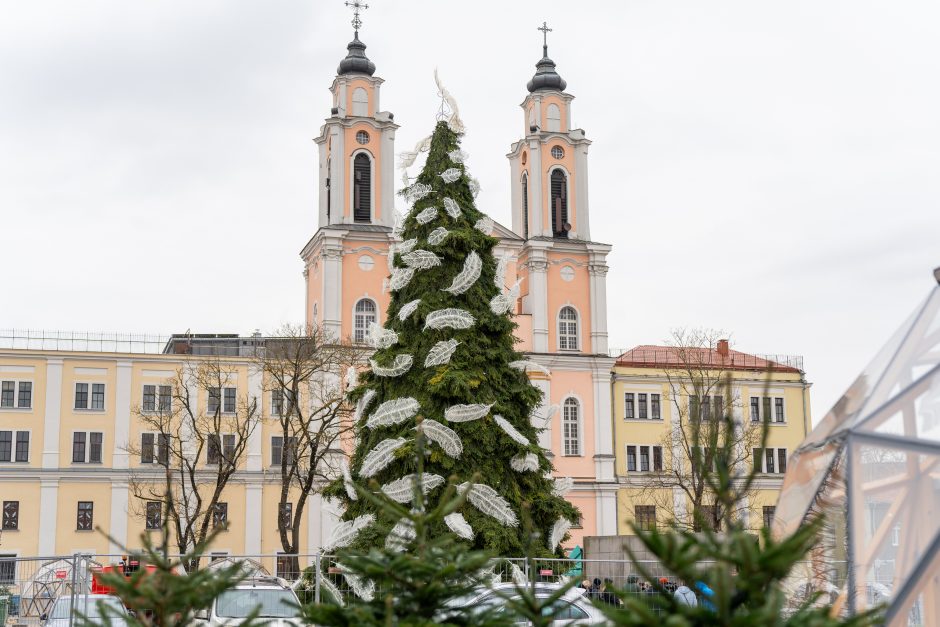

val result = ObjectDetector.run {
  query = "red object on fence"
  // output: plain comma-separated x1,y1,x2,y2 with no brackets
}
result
55,570,67,579
91,561,157,594
539,569,553,576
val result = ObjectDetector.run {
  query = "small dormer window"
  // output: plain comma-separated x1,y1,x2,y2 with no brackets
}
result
356,130,370,145
547,103,561,132
551,145,565,159
352,87,368,117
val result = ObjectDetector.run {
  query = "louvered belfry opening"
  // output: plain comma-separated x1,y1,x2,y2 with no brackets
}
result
550,169,568,238
353,153,371,222
522,173,529,239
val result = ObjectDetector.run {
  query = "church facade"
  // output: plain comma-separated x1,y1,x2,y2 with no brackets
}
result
300,30,618,543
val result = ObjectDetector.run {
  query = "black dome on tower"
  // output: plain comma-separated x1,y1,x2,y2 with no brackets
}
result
527,47,567,93
337,32,376,76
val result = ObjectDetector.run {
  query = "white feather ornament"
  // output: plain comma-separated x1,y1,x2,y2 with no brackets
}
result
427,226,449,245
392,212,405,239
398,135,432,169
385,517,416,552
405,182,433,204
510,453,539,473
369,354,413,377
402,250,442,270
444,512,474,540
341,458,358,500
339,567,375,601
318,574,345,606
531,404,560,428
415,206,438,224
459,482,518,527
442,197,462,219
494,415,530,446
549,517,572,549
489,293,513,316
509,360,552,377
494,255,511,288
389,267,416,291
354,389,376,423
443,252,482,295
323,514,375,552
366,397,420,428
444,403,493,423
387,246,396,272
469,178,481,197
345,366,358,390
447,149,469,164
440,168,462,183
508,561,528,587
382,474,446,503
553,477,574,498
424,339,459,367
398,299,421,321
359,437,409,477
434,69,466,133
424,308,475,330
418,419,463,458
367,323,398,350
474,217,494,235
396,238,417,254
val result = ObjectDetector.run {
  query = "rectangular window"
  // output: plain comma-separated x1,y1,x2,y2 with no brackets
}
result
635,505,657,531
763,506,776,529
157,434,169,465
279,502,293,530
0,431,11,462
272,389,284,416
208,388,221,414
72,432,87,463
624,393,635,419
701,396,711,421
653,446,663,472
1,381,33,409
18,381,32,408
0,381,12,407
0,556,14,585
89,432,103,463
2,501,19,530
141,433,155,464
222,434,235,461
207,435,221,465
15,432,29,462
765,448,776,474
638,393,648,419
91,384,105,409
271,436,283,466
650,394,661,420
145,501,162,530
753,448,763,473
639,446,650,472
77,501,94,530
763,397,772,424
774,398,785,423
158,385,172,412
778,448,788,474
713,395,724,420
143,385,156,412
750,397,760,422
75,383,89,409
700,505,721,531
223,388,236,413
689,396,700,421
626,445,636,472
213,502,228,529
285,437,297,466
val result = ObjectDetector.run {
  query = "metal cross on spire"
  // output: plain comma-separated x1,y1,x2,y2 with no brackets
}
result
538,21,552,55
345,0,369,33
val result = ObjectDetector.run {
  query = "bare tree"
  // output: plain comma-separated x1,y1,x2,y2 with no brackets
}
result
255,324,365,577
127,359,260,570
636,328,768,532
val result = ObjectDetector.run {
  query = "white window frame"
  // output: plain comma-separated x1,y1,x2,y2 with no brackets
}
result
206,433,236,465
348,149,375,221
625,443,663,472
561,397,582,456
74,381,106,411
0,379,33,410
557,305,580,351
754,447,788,474
0,429,31,464
623,392,635,419
749,395,787,424
141,384,172,414
353,297,378,344
0,552,19,586
207,387,237,414
139,431,170,465
351,87,368,117
71,430,104,464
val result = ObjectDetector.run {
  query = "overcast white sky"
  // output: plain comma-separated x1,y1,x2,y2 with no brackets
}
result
1,1,937,419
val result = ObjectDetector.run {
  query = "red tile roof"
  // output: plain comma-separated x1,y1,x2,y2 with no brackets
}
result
615,345,803,374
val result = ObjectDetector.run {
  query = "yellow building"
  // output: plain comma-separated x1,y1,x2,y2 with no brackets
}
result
611,340,811,535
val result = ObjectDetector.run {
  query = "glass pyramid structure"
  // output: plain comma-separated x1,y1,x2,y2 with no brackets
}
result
774,270,940,626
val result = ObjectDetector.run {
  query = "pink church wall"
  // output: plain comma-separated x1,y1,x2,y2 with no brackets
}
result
306,258,323,327
538,94,568,133
340,244,391,341
544,251,592,353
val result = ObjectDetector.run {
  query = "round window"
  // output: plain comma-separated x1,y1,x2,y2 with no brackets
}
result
551,145,565,159
356,130,370,145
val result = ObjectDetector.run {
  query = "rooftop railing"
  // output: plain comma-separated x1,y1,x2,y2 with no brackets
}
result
0,329,172,354
609,347,804,373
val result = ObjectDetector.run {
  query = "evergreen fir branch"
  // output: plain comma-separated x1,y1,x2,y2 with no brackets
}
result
423,307,475,329
427,226,449,245
442,252,482,295
324,514,376,552
397,298,421,321
415,206,439,224
509,360,552,376
365,397,420,428
548,517,571,550
389,267,416,291
353,389,377,423
460,482,519,527
369,354,413,377
444,402,493,422
424,339,459,367
367,322,398,350
359,437,410,477
495,415,530,446
552,476,574,497
510,452,539,472
444,512,475,540
442,197,462,218
440,167,462,183
401,249,442,269
382,473,446,503
474,216,494,235
418,418,463,458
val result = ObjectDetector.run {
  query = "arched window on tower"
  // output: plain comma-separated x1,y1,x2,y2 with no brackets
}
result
558,306,579,350
521,172,529,239
353,153,371,223
562,398,581,456
352,88,368,117
546,103,561,132
326,157,332,222
550,169,568,239
353,298,377,343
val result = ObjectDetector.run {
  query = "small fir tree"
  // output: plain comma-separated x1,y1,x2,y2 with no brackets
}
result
327,121,577,558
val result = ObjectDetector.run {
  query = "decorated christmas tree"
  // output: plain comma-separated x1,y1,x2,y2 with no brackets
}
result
325,118,578,559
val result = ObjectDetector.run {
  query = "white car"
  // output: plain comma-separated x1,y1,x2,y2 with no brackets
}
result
454,582,608,625
195,577,302,626
42,594,130,626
